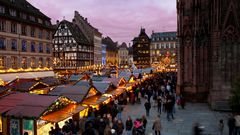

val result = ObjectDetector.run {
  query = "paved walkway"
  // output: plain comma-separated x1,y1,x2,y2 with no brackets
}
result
121,98,229,135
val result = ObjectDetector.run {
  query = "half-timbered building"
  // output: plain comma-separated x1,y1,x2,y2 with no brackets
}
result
53,20,93,70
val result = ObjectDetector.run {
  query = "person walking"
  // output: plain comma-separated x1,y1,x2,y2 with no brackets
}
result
228,114,235,135
126,116,133,135
152,115,162,135
144,100,151,117
117,120,124,135
157,96,162,114
218,119,224,135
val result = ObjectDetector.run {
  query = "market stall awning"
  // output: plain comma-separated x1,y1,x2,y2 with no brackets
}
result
102,77,126,87
74,80,91,87
107,87,126,97
41,104,86,123
0,71,55,82
49,85,101,103
41,77,60,86
93,82,113,94
0,92,62,118
82,95,109,106
69,74,84,82
91,75,109,82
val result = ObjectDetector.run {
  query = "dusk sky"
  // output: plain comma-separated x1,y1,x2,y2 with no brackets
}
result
28,0,177,44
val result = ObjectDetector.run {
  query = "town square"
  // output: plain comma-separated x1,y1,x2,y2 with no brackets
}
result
0,0,240,135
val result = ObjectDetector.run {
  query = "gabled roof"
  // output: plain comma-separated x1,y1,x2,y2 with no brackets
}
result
0,0,52,29
58,20,91,45
41,77,59,86
12,81,48,92
102,77,126,87
49,85,100,103
0,92,60,118
69,74,84,82
93,82,113,94
91,75,109,82
74,80,91,88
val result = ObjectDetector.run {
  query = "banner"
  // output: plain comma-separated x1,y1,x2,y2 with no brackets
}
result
10,119,20,135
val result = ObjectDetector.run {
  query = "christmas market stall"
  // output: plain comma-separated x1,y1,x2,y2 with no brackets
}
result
0,86,9,96
0,92,75,135
69,73,90,84
48,85,101,117
102,77,126,87
11,80,49,94
91,75,109,82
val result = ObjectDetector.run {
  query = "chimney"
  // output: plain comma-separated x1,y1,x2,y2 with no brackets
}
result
56,20,59,25
152,30,154,34
72,19,76,23
85,18,88,22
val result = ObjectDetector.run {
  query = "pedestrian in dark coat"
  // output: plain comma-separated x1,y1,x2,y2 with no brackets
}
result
144,100,151,117
228,114,235,135
125,116,133,135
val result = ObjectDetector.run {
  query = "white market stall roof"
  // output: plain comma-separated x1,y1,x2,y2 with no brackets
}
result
0,71,55,82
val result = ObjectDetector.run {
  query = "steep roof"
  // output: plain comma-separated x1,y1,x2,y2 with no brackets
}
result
0,0,52,29
151,31,177,41
102,37,118,52
59,20,91,45
0,92,59,118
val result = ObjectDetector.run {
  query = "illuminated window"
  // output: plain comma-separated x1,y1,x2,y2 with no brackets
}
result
39,57,43,67
23,119,34,135
11,56,17,69
0,56,5,69
22,57,27,69
31,57,35,68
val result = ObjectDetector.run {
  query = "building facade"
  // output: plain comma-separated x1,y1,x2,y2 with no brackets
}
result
53,20,93,70
102,37,118,66
128,47,134,66
118,42,129,68
150,32,178,70
0,0,53,71
73,11,102,65
132,28,151,68
177,0,240,109
102,44,106,66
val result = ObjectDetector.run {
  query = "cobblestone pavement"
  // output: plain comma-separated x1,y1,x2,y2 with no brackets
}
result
121,98,229,135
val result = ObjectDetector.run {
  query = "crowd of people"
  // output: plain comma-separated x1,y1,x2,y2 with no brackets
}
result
48,72,184,135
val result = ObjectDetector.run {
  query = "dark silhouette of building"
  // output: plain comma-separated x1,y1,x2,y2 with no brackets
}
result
177,0,240,110
132,28,151,68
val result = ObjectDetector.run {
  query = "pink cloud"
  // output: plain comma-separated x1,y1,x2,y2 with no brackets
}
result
27,0,177,44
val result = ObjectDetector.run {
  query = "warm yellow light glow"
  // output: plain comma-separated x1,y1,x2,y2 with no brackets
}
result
0,78,5,86
0,67,52,73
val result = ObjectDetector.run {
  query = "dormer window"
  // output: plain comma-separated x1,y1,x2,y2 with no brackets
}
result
45,21,50,26
20,13,27,19
29,16,35,22
9,9,16,17
0,6,5,14
38,18,43,24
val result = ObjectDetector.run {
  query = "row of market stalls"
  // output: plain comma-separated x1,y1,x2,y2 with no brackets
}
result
0,68,154,135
